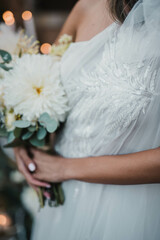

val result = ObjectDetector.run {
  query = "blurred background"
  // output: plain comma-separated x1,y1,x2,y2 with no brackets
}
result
0,0,77,53
0,0,77,239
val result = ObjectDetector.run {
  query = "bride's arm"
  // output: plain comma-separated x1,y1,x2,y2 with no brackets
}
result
65,148,160,184
54,0,84,43
31,147,160,185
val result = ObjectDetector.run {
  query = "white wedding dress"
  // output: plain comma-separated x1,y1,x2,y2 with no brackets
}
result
31,1,160,239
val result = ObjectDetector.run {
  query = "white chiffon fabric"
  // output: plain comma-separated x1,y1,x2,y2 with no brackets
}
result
31,1,160,239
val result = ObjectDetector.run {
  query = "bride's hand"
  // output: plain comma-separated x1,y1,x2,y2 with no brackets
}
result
14,147,51,191
31,148,66,183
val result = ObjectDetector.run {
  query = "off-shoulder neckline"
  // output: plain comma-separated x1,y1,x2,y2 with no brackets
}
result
70,22,117,47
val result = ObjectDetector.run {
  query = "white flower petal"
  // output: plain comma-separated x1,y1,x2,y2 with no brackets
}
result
3,54,69,123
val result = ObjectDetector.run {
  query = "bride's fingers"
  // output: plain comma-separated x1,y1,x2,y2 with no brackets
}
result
29,183,39,192
30,148,42,159
43,191,51,199
29,184,51,200
19,148,36,172
16,154,51,188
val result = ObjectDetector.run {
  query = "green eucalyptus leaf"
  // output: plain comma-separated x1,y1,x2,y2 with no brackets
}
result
0,63,12,71
14,120,30,128
39,112,50,125
0,127,7,137
28,126,36,132
39,113,58,133
37,127,47,140
14,128,22,138
29,136,45,147
57,183,65,205
37,187,44,208
7,131,16,144
22,131,33,140
46,120,58,133
0,50,12,63
53,185,59,207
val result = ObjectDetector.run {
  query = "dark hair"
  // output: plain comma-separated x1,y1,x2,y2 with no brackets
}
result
108,0,138,23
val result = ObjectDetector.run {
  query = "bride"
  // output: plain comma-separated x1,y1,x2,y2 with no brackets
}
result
14,0,160,239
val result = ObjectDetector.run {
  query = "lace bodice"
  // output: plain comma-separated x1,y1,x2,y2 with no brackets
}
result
54,23,160,158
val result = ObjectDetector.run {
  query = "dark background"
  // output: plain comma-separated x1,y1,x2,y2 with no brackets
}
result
36,0,77,10
0,0,78,44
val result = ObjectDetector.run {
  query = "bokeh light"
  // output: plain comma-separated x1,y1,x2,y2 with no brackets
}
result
40,43,51,54
22,10,32,21
2,11,14,22
2,11,15,26
5,17,15,26
0,214,11,227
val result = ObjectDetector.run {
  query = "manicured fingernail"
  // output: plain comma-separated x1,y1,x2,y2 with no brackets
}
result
44,192,51,199
28,163,36,172
46,185,51,188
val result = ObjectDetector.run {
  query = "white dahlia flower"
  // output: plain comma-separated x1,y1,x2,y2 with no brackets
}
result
3,54,69,122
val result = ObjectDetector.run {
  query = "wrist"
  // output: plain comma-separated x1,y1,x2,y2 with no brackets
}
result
62,157,94,182
62,158,76,181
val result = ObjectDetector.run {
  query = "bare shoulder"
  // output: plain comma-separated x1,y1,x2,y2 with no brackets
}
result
77,0,98,8
75,0,93,9
55,0,97,43
76,0,100,14
67,0,95,22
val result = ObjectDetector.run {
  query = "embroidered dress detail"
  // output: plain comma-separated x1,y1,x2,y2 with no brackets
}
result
55,27,160,157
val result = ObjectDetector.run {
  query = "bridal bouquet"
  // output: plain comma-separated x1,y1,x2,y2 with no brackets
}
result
0,33,72,208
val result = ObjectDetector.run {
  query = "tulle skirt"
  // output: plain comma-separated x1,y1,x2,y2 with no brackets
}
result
31,180,160,240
